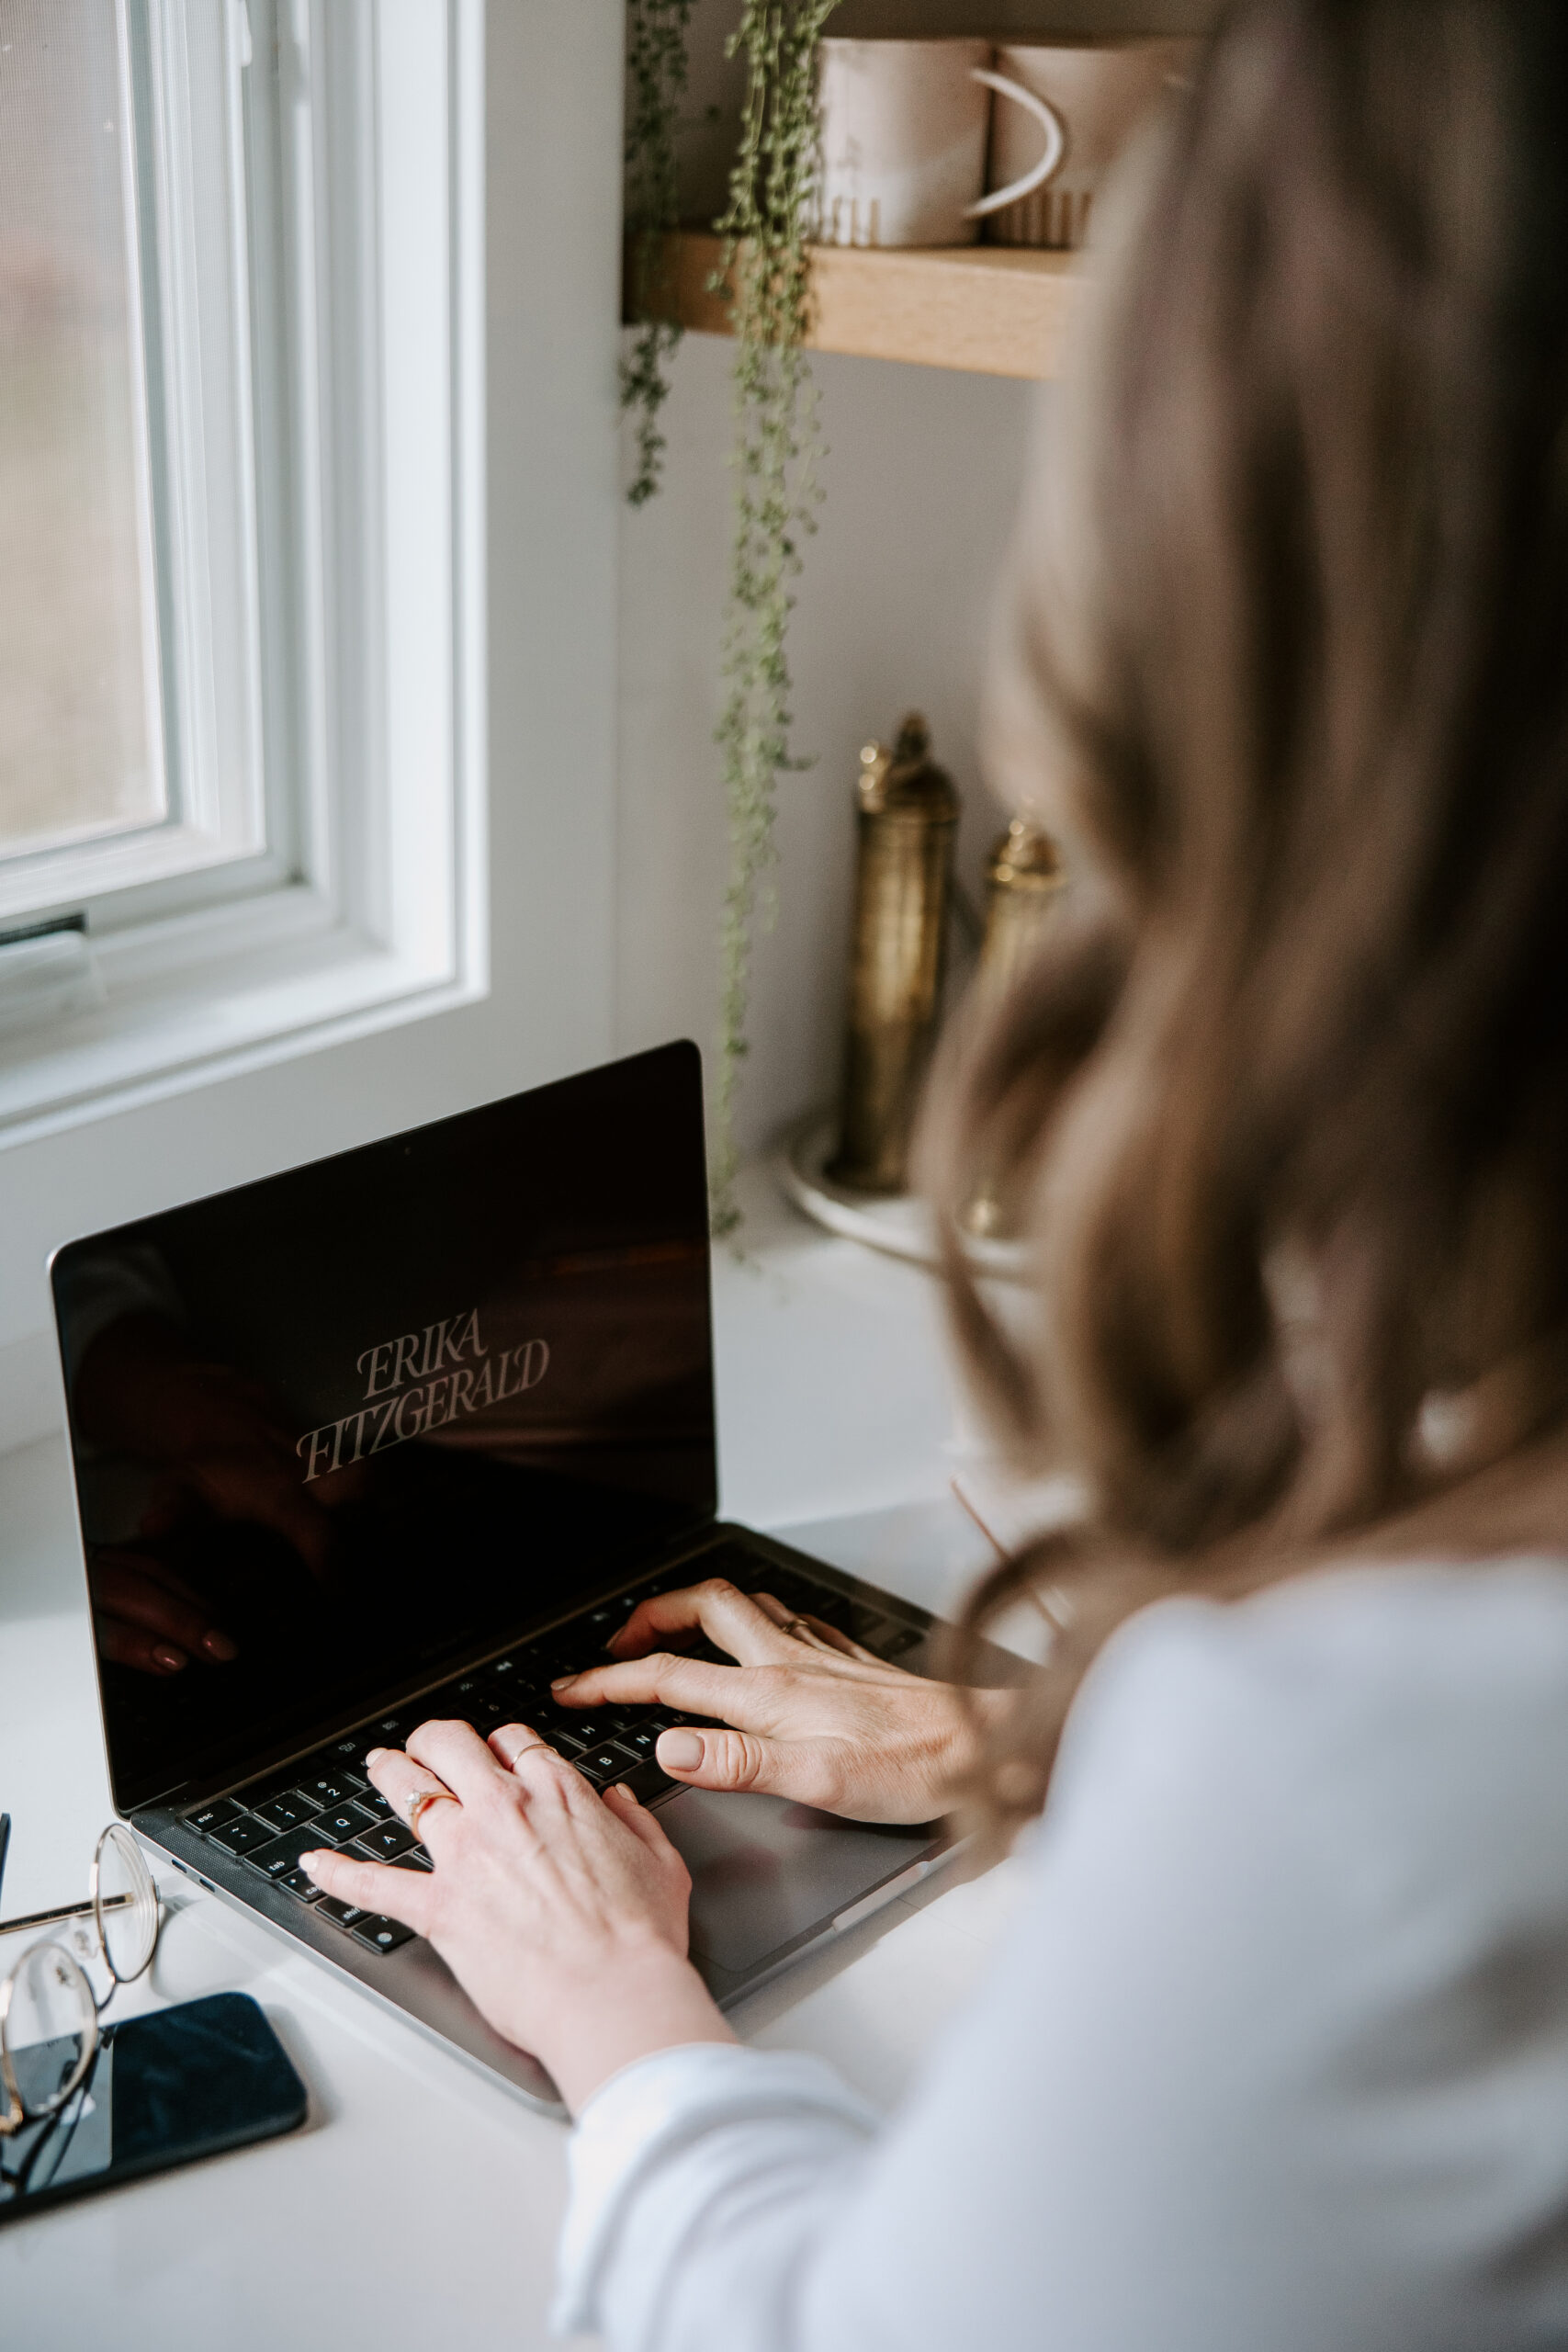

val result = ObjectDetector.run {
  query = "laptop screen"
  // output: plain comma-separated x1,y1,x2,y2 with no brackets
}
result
51,1041,717,1812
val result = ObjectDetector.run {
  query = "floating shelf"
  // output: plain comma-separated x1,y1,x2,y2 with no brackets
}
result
628,230,1077,381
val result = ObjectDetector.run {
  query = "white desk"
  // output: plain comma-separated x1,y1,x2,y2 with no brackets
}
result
0,1168,1024,2349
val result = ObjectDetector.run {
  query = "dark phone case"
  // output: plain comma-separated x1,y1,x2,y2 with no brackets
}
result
0,1989,308,2224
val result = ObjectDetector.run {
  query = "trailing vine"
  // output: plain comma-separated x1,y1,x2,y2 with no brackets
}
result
621,0,696,505
709,0,838,1231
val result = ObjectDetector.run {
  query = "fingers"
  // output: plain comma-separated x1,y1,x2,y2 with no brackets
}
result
488,1722,599,1812
404,1715,516,1806
300,1844,433,1932
602,1779,676,1856
89,1551,238,1672
750,1590,880,1664
362,1747,462,1851
654,1723,781,1796
552,1649,748,1720
609,1579,795,1668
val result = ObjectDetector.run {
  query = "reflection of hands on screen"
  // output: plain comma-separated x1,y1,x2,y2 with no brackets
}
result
87,1546,241,1677
75,1311,356,1674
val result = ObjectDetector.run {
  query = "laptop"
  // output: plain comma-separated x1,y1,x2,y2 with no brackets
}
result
50,1041,973,2113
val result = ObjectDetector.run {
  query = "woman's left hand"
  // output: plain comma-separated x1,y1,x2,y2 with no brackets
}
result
301,1719,734,2112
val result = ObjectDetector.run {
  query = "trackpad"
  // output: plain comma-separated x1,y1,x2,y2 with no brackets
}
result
660,1786,931,1975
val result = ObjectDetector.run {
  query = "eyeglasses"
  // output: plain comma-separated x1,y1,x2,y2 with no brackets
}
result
0,1817,161,2202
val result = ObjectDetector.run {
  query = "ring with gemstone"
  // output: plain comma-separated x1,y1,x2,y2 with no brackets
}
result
404,1785,459,1839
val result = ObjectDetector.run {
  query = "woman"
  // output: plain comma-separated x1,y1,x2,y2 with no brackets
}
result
305,2,1568,2342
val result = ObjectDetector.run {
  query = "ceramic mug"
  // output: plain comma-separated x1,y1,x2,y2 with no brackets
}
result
984,38,1200,252
816,38,1066,251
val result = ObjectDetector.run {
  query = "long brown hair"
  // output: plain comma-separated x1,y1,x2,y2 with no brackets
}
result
926,0,1568,1844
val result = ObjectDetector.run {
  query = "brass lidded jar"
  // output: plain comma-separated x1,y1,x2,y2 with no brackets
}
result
962,816,1066,1239
829,713,960,1196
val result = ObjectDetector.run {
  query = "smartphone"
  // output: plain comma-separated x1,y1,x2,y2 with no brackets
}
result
0,1989,307,2222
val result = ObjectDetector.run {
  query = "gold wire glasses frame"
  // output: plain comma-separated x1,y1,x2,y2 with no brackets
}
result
0,1824,162,2148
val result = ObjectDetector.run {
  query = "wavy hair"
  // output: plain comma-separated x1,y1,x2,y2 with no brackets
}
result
925,0,1568,1845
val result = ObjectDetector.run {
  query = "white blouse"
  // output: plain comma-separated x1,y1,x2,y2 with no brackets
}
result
553,1559,1568,2350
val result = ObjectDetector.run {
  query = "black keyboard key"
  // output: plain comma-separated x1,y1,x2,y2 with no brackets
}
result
363,1716,411,1750
253,1791,318,1833
576,1747,637,1788
358,1820,417,1861
295,1771,357,1810
314,1803,378,1845
278,1869,324,1902
536,1707,610,1745
485,1654,526,1687
316,1897,367,1929
583,1597,637,1644
388,1849,433,1871
880,1624,923,1658
350,1915,415,1954
186,1798,241,1834
547,1730,588,1758
244,1825,336,1881
207,1814,274,1857
517,1641,570,1681
355,1788,396,1822
326,1733,373,1768
620,1757,677,1804
614,1724,661,1761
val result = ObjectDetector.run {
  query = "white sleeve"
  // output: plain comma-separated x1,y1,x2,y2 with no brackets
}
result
553,1565,1568,2352
551,2045,879,2345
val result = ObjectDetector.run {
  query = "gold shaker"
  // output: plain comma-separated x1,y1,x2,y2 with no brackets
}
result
829,714,959,1196
962,816,1066,1238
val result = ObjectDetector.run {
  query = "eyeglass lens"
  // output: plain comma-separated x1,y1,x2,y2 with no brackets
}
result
93,1826,158,1984
2,1941,96,2120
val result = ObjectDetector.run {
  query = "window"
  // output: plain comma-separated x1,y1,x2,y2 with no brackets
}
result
0,0,623,1460
0,0,484,1135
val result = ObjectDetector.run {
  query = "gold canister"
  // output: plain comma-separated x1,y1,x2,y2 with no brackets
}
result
963,818,1066,1239
829,714,960,1196
977,818,1064,991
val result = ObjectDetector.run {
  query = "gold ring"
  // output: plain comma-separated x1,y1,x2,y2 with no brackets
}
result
784,1615,815,1641
405,1786,458,1839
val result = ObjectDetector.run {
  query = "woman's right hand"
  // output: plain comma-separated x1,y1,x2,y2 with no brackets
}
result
552,1577,998,1825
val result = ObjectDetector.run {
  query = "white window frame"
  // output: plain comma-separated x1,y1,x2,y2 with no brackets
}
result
0,0,485,1139
0,0,625,1459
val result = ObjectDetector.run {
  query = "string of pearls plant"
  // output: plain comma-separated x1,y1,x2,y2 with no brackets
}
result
709,0,838,1231
622,0,838,1231
621,0,696,506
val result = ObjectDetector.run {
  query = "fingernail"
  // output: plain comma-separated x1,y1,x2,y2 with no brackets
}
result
365,1747,387,1764
300,1852,326,1877
659,1729,704,1770
201,1630,239,1662
549,1676,574,1690
152,1645,186,1672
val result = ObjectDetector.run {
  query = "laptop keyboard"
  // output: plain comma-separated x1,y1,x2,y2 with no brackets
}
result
178,1544,924,1958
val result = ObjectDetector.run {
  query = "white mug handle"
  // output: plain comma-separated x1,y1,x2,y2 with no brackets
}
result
964,68,1066,220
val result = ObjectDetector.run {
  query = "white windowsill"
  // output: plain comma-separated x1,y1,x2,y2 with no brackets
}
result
0,884,484,1148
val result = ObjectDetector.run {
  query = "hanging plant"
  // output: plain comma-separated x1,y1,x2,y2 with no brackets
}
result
708,0,839,1231
621,0,697,505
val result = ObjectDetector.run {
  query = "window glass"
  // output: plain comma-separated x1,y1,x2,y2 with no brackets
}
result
0,0,161,861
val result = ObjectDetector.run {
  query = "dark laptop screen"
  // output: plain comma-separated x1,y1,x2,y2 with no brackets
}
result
51,1042,716,1812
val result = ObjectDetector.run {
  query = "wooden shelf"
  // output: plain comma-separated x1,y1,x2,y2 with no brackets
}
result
628,230,1077,381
